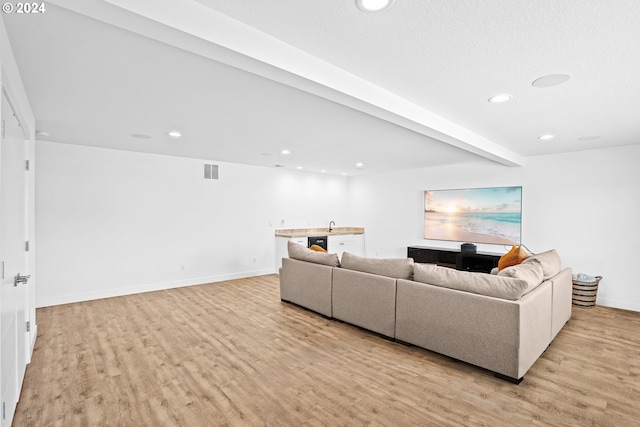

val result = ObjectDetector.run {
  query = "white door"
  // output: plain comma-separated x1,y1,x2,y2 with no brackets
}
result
1,91,29,427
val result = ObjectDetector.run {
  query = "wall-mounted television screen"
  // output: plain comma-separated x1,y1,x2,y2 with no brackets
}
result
424,186,522,245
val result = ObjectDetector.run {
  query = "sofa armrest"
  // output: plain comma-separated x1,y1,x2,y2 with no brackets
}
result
549,267,573,339
517,281,554,377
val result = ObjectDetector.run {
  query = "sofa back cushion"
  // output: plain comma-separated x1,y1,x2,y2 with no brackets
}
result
341,252,414,280
521,249,561,280
414,263,535,300
288,241,340,267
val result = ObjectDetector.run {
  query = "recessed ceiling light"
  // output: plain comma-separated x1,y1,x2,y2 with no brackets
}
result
356,0,394,12
281,149,291,155
532,73,571,88
488,94,513,103
356,162,364,168
538,134,555,140
296,166,302,170
321,169,327,173
168,131,181,138
36,130,50,137
131,133,151,139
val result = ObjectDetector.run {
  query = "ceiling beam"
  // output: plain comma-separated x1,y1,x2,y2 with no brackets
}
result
52,0,525,167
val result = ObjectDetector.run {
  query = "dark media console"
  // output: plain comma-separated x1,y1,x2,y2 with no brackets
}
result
407,246,501,273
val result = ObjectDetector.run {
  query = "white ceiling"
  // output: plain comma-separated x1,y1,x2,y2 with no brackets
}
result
4,0,640,175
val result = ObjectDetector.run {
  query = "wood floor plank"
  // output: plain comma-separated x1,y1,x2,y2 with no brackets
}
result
13,274,640,426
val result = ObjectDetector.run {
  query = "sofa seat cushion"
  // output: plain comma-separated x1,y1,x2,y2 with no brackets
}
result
414,263,536,301
287,241,340,267
521,249,561,280
341,252,414,280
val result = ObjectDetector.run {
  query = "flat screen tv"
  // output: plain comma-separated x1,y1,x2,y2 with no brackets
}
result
424,186,522,245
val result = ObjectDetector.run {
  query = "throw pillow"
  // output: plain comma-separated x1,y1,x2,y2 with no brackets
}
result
413,263,529,300
498,245,529,271
340,252,414,280
309,244,327,253
287,241,340,267
497,258,544,295
522,249,561,280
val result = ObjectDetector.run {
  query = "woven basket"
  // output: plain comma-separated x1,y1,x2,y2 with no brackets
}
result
572,276,602,308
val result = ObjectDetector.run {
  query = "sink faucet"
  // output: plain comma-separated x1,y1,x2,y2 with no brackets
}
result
329,221,335,232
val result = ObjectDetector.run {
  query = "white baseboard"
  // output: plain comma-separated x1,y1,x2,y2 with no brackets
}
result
24,325,38,365
595,297,640,313
37,268,276,308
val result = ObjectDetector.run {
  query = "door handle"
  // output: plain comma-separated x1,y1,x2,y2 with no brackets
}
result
14,273,30,287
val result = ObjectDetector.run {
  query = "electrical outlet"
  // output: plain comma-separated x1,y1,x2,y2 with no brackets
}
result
181,264,185,271
252,257,257,263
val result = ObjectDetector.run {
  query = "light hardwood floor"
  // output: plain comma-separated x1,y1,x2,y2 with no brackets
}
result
14,274,640,426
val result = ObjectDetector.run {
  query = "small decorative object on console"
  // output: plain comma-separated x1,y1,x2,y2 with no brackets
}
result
460,243,477,253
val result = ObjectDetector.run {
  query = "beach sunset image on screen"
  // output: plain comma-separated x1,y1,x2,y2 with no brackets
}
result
424,186,522,245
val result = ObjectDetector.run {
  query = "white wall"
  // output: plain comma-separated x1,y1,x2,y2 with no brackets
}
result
37,141,640,312
36,141,350,306
349,144,640,312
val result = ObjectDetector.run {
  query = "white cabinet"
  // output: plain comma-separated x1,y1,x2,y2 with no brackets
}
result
328,234,354,259
289,237,307,247
353,234,365,257
275,231,365,270
328,234,365,258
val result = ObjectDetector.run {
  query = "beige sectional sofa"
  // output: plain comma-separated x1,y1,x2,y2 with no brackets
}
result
279,242,572,383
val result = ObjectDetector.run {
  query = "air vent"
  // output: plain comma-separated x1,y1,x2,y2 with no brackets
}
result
203,163,219,180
